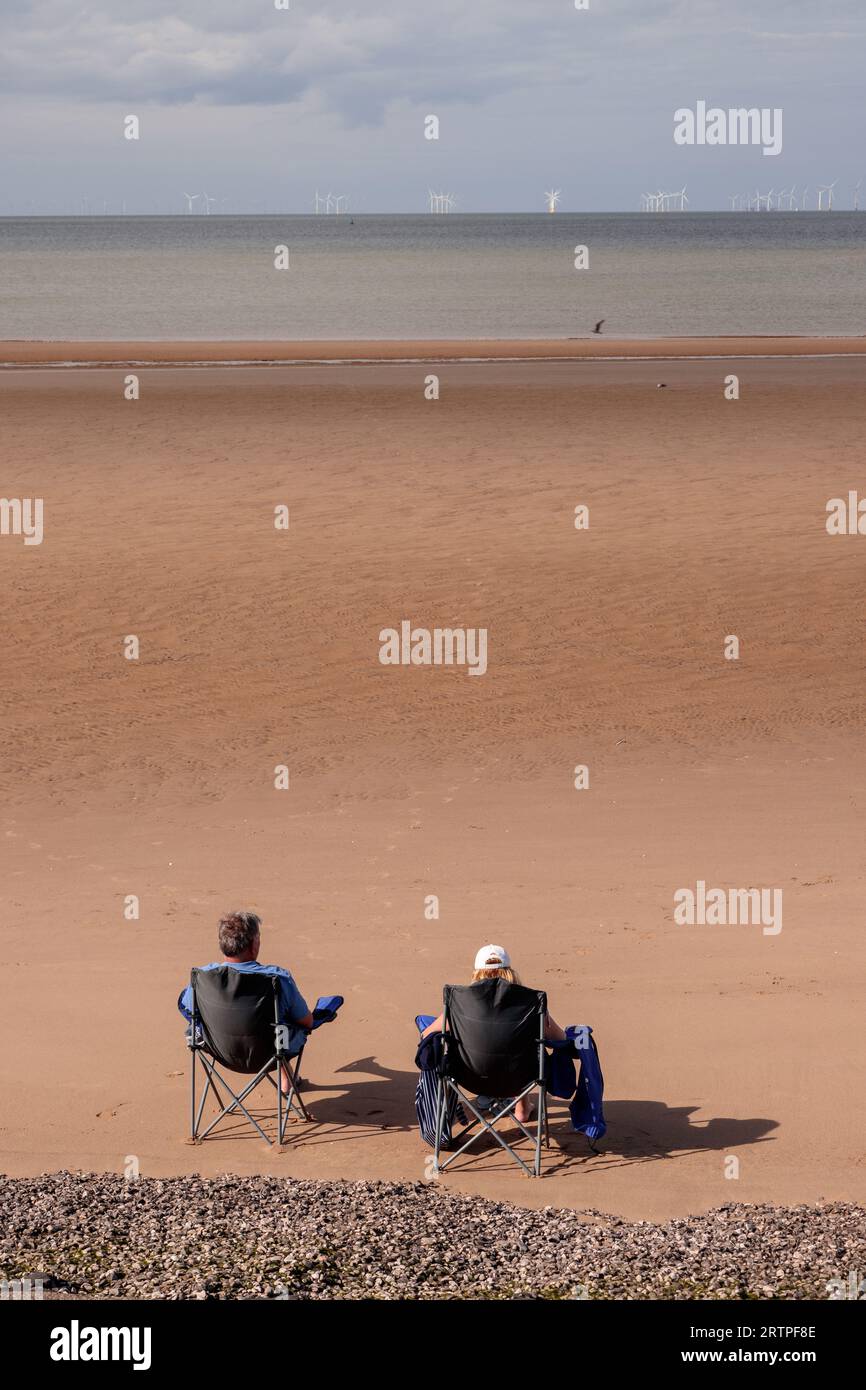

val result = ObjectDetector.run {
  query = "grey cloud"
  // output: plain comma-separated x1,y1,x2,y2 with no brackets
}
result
0,0,863,211
11,0,856,111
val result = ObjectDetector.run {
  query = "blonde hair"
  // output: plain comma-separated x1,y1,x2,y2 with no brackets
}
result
472,961,521,986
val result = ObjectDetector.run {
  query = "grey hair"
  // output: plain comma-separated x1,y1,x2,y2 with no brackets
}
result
218,910,261,957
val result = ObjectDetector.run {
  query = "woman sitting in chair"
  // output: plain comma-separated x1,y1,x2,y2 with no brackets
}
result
422,944,566,1122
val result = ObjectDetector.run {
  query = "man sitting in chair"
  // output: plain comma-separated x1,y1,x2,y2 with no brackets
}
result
178,910,314,1093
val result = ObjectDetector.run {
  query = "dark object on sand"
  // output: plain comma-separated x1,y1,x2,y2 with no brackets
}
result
593,319,605,334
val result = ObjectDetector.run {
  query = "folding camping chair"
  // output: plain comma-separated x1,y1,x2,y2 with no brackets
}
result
187,966,311,1147
433,979,549,1178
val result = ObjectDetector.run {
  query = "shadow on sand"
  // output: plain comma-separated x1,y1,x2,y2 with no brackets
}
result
190,1055,778,1176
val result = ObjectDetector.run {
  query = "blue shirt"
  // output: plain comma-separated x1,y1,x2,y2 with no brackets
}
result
178,961,310,1056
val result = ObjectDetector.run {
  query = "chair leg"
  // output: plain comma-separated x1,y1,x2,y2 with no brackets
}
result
188,1047,214,1143
193,1068,214,1139
439,1087,537,1177
277,1063,283,1145
190,1045,196,1141
287,1051,311,1121
267,1053,311,1126
197,1059,275,1145
434,1077,448,1172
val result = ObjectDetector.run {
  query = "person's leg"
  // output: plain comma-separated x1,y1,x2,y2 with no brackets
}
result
280,1053,304,1094
515,1095,535,1124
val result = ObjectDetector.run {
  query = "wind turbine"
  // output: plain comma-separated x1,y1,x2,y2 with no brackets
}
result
800,186,808,211
817,181,837,211
677,185,688,211
182,192,200,214
544,189,562,214
201,192,217,214
854,179,862,211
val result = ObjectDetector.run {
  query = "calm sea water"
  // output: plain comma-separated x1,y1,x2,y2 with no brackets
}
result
0,213,864,340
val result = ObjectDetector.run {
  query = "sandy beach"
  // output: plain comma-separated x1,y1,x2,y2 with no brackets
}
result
1,336,865,366
1,344,864,1223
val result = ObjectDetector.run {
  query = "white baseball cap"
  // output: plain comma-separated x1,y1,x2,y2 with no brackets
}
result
474,944,511,970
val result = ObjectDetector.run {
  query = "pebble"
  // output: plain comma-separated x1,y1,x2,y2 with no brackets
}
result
0,1172,862,1301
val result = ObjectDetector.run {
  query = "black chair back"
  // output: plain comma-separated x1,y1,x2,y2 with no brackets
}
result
191,967,278,1073
443,979,546,1098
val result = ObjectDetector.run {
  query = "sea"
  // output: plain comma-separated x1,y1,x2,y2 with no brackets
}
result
0,213,863,341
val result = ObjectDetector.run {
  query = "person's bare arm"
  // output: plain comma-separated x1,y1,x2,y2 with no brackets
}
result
422,1013,444,1038
545,1013,567,1043
298,1012,315,1031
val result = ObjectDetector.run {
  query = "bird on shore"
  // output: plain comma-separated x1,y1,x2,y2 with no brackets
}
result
593,319,605,335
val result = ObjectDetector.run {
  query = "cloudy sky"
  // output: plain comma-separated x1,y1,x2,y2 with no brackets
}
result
1,0,864,213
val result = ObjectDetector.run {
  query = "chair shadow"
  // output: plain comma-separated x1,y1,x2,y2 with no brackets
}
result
297,1056,420,1142
538,1098,779,1177
190,1057,780,1174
